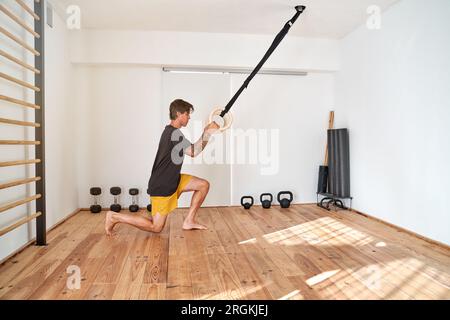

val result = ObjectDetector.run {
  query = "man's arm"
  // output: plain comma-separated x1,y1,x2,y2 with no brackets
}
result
185,122,219,157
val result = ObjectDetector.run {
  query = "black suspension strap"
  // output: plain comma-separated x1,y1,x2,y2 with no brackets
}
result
220,5,306,118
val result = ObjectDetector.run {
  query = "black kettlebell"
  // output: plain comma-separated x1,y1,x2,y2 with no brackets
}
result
277,191,293,209
260,193,273,209
241,196,254,210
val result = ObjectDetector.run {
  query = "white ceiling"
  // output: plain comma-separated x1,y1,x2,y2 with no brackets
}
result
55,0,399,39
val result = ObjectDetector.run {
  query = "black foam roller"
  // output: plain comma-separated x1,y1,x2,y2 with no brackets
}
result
328,129,350,198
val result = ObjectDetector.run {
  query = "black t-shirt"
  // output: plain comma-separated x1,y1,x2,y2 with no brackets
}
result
147,125,193,196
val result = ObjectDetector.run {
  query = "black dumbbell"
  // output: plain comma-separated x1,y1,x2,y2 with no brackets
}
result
110,187,122,212
241,196,254,210
277,191,293,209
260,193,273,209
129,188,139,213
90,187,102,214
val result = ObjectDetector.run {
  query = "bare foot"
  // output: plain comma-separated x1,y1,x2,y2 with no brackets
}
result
105,211,118,236
182,221,208,230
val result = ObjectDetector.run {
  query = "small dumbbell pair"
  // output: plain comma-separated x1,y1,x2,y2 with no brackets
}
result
89,187,143,213
110,187,141,212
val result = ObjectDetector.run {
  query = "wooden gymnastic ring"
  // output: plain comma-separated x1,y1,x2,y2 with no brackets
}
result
209,108,233,132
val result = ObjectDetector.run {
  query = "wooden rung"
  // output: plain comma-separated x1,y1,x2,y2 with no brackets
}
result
0,4,40,38
0,95,40,109
0,212,42,237
0,159,41,167
0,194,42,214
0,72,40,91
0,26,40,56
0,118,40,127
0,140,41,145
0,177,41,190
15,0,40,20
0,49,40,74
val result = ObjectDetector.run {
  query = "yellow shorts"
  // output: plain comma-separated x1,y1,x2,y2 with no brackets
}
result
149,174,192,216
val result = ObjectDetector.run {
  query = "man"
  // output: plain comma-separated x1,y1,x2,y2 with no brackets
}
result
105,99,219,235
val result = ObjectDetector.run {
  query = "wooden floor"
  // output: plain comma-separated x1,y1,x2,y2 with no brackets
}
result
0,204,449,300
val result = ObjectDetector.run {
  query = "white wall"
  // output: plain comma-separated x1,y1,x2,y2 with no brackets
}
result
335,0,450,244
231,72,334,206
45,1,79,229
75,67,335,209
72,28,338,209
75,66,163,209
0,0,78,261
70,30,340,72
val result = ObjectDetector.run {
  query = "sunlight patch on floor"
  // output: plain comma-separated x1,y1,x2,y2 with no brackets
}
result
306,270,341,287
278,290,302,300
259,217,375,247
238,238,257,245
349,259,437,298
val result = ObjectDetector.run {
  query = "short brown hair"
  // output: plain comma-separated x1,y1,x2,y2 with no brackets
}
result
169,99,194,120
